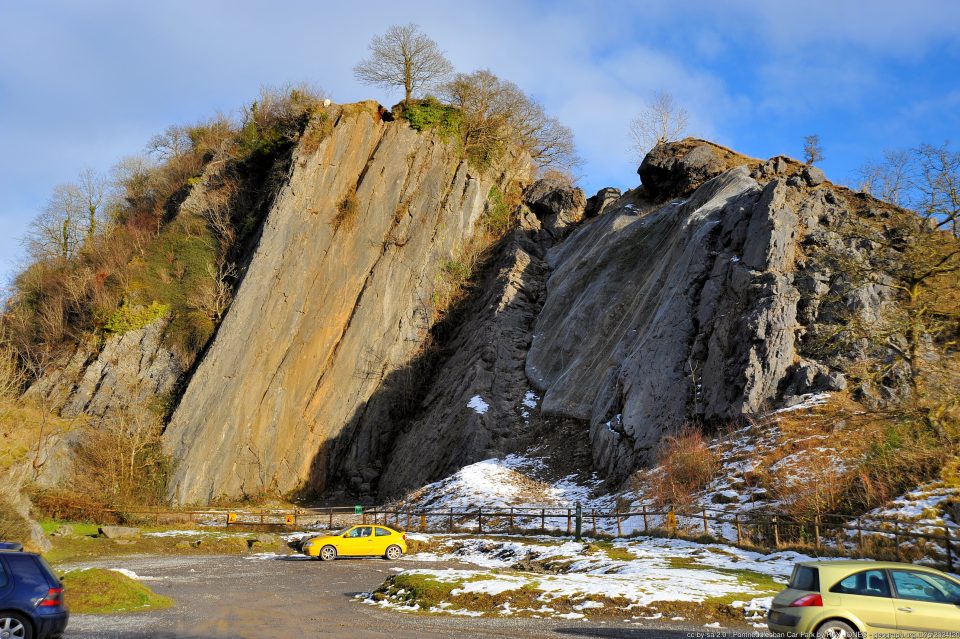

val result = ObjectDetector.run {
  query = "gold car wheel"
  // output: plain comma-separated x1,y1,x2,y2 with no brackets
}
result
385,545,402,560
816,620,857,639
319,545,337,561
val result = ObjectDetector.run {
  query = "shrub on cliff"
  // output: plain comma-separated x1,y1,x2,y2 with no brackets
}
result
3,85,323,374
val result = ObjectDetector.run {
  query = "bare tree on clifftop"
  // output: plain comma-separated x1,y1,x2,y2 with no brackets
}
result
804,134,825,164
630,91,689,156
354,24,452,104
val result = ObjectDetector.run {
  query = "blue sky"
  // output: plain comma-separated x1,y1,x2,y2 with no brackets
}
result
1,1,959,288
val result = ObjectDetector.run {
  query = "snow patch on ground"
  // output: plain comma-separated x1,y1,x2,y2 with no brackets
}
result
394,454,610,516
368,534,797,624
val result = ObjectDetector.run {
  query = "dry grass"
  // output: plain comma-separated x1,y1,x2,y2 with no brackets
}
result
650,425,719,508
331,187,359,232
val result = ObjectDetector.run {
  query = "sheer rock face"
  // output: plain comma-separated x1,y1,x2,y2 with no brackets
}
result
24,318,182,418
163,108,530,504
369,233,550,498
525,139,870,481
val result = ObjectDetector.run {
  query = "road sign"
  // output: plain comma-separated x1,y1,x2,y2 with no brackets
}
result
354,505,363,515
227,512,238,524
284,514,295,525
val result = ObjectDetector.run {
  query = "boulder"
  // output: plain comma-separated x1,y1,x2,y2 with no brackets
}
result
98,526,140,539
584,187,621,218
638,142,726,199
803,166,826,186
522,177,586,240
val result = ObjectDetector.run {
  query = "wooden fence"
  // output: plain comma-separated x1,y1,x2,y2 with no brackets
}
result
108,503,957,572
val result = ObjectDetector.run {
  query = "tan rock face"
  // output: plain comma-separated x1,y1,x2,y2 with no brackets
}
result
163,108,524,504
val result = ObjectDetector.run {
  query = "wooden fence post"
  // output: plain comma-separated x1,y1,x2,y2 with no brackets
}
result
945,524,954,573
448,509,453,533
359,509,364,525
642,505,649,534
702,509,709,536
735,513,742,545
478,507,483,533
592,509,597,536
895,522,901,561
814,515,821,550
857,519,864,558
541,509,546,534
616,510,622,538
566,509,572,536
772,516,780,549
420,513,426,531
509,507,514,532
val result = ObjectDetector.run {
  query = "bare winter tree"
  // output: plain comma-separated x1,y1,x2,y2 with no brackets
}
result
856,149,911,206
353,24,453,104
26,170,111,260
147,124,192,160
915,142,960,237
804,134,825,164
857,142,960,237
443,69,579,170
630,91,689,156
76,168,109,240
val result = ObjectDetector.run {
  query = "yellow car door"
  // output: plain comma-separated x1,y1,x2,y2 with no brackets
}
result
890,569,960,635
338,526,367,555
341,526,374,555
828,568,897,632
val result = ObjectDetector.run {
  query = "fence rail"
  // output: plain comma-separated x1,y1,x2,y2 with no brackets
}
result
66,502,957,572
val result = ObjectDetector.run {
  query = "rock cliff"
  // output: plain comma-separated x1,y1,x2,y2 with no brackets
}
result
527,140,886,480
24,317,183,418
22,127,902,503
163,104,530,504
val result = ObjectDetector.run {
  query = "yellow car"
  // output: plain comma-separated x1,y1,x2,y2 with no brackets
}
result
301,525,407,561
767,560,960,638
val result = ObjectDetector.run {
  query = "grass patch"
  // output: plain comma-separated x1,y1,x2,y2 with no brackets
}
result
585,540,635,561
43,527,285,565
401,98,463,142
61,568,173,614
38,519,100,537
103,300,169,336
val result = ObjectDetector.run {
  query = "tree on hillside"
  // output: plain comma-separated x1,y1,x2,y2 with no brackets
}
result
630,91,689,156
354,24,453,104
443,69,579,170
26,170,111,261
804,134,824,164
857,142,960,238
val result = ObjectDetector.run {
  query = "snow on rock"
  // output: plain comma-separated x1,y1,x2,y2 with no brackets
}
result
467,395,490,414
774,392,831,413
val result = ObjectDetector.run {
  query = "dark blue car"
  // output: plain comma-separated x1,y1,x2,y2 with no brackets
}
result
0,549,68,639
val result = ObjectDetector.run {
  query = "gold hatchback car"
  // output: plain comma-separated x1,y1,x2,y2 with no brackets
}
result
768,560,960,638
301,525,407,561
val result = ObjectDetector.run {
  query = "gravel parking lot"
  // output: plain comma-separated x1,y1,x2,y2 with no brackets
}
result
61,553,723,638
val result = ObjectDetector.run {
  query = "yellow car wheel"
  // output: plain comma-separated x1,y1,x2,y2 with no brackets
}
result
384,545,402,560
816,620,857,639
319,545,337,561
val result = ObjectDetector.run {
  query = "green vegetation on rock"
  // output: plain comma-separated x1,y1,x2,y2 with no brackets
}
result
103,301,170,335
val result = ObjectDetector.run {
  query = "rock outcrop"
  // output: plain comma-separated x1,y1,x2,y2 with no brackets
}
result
163,105,530,504
24,317,183,418
526,140,881,480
